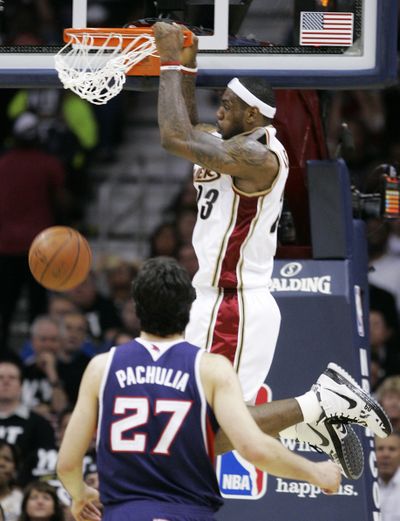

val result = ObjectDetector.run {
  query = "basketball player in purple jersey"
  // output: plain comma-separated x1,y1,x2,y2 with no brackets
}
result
57,258,391,521
152,21,392,481
57,257,343,521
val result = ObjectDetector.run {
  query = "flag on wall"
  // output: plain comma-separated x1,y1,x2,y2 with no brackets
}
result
300,11,354,46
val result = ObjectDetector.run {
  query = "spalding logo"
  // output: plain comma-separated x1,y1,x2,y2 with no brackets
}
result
280,262,303,277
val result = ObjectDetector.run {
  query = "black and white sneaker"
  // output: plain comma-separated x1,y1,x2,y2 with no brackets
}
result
295,420,364,480
314,363,392,438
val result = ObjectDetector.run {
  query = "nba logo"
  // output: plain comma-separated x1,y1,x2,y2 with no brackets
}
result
216,384,271,500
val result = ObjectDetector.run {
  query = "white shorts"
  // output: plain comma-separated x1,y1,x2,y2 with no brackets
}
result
185,287,281,403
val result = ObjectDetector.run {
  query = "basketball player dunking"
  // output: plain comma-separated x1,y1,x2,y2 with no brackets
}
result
152,21,392,480
157,24,287,404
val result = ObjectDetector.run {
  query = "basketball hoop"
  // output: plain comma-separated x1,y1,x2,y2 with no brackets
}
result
55,27,192,105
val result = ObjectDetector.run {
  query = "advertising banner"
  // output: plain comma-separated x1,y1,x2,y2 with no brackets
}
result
216,246,379,521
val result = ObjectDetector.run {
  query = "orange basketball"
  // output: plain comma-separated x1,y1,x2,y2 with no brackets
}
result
28,226,92,291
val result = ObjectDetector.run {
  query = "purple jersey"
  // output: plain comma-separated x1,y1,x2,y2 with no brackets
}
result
97,339,223,514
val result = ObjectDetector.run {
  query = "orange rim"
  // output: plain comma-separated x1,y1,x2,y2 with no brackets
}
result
63,27,193,49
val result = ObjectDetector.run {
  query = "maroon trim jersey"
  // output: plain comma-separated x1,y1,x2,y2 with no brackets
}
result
186,125,287,402
192,125,289,290
96,339,223,513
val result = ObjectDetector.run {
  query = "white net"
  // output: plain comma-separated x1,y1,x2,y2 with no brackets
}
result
54,32,157,105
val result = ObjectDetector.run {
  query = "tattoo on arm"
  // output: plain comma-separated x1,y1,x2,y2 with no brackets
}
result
181,75,199,126
188,134,268,173
225,138,270,167
158,73,193,143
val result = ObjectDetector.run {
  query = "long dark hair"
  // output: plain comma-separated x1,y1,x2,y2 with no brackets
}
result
0,440,19,487
19,481,64,521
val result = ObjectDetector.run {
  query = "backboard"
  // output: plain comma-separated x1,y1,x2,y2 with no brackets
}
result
0,0,397,90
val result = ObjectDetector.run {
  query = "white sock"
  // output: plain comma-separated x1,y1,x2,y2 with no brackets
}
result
278,391,322,439
295,390,323,424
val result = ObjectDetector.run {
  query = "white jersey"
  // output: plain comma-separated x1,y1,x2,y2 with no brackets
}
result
192,125,289,290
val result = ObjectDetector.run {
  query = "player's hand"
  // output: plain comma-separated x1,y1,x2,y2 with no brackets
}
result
180,28,198,68
71,485,102,521
154,21,183,62
311,460,342,494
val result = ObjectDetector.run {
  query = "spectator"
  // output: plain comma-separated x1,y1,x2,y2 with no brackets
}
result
41,408,96,511
0,112,67,353
0,441,22,521
370,285,400,338
59,311,95,357
8,89,99,212
47,296,78,322
0,360,56,486
367,218,400,316
388,221,400,257
99,298,140,353
18,481,64,521
19,297,79,364
83,464,98,491
369,309,400,378
175,209,197,247
369,284,400,384
376,377,400,433
109,330,133,347
21,316,68,418
325,90,386,176
65,273,122,343
176,243,199,280
148,222,180,258
57,312,93,405
119,300,140,338
376,431,400,521
103,259,138,309
370,352,386,393
165,173,198,217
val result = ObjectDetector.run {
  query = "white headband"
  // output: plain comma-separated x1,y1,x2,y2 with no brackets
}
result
227,77,276,119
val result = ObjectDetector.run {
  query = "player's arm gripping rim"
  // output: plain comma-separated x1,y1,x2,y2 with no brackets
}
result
154,22,278,192
201,352,341,493
57,355,107,521
180,29,200,127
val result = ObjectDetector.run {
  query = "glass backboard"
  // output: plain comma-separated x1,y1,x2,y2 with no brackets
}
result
0,0,397,89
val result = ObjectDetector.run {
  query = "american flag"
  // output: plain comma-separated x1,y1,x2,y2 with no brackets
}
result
300,11,354,47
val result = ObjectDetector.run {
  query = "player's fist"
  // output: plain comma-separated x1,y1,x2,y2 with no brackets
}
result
179,26,198,68
154,22,183,62
312,460,342,494
71,485,102,521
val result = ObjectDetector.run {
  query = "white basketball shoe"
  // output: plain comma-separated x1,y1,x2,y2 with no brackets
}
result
313,363,392,438
295,420,364,480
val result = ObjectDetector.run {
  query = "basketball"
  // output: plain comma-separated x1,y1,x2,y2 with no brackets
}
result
28,226,92,291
